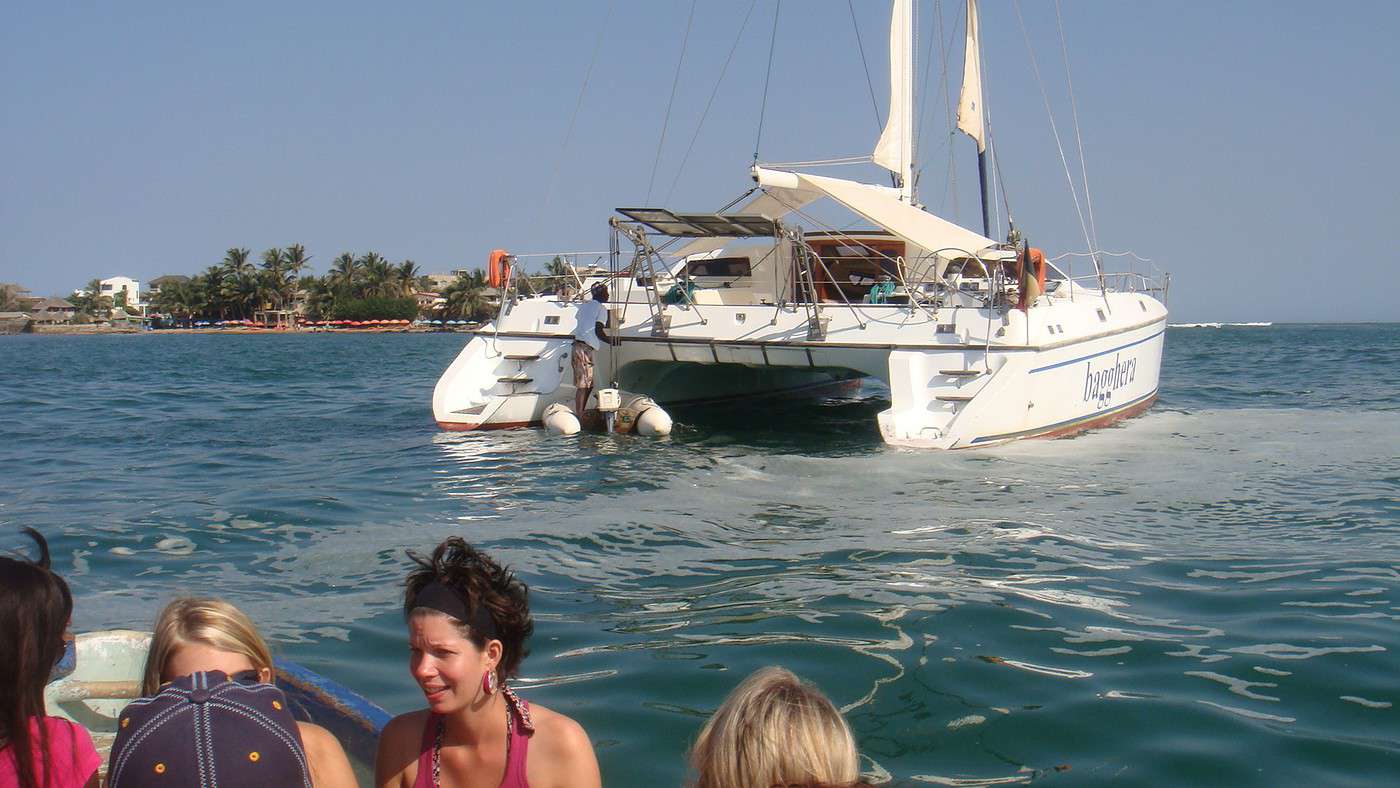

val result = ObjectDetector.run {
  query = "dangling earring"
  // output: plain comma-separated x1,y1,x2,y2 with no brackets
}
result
481,669,498,696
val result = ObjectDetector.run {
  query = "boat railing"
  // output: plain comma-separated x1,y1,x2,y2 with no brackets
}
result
1067,271,1168,298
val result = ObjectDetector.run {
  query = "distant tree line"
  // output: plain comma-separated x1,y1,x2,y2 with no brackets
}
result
133,246,498,323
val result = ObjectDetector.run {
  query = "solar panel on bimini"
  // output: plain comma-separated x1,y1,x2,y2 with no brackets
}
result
616,208,778,238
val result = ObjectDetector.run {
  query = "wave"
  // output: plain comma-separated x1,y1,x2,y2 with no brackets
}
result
1168,322,1273,328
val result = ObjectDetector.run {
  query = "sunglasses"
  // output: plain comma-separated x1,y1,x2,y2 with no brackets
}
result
50,629,76,682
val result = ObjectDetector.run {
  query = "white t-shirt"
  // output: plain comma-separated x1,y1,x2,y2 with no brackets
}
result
573,299,607,350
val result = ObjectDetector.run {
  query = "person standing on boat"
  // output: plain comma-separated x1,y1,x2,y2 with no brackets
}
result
571,283,611,417
375,538,601,788
1,528,101,788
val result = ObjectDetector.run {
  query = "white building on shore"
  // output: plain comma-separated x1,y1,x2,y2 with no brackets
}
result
99,277,141,311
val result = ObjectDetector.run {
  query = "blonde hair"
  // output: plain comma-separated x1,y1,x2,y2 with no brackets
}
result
689,666,859,788
141,597,275,696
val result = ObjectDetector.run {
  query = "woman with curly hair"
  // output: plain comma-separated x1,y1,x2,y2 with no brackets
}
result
375,538,600,788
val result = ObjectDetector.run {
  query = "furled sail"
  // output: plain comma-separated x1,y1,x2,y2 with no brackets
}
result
956,0,986,152
872,0,914,193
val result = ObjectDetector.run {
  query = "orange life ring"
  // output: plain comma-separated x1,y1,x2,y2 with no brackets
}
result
1016,247,1047,310
488,249,511,289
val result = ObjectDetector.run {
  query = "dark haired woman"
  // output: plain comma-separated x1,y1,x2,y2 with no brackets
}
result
1,529,101,788
375,538,601,788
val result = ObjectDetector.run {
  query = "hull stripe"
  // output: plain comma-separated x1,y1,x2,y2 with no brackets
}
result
967,388,1159,445
1029,328,1165,374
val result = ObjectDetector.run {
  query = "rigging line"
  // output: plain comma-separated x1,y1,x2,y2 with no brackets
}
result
541,0,615,220
762,155,872,166
1054,0,1100,256
646,0,699,205
1051,250,1153,262
988,113,1014,231
663,0,760,205
754,0,782,162
986,114,1003,237
1011,0,1100,283
848,0,883,132
913,0,941,196
933,0,962,219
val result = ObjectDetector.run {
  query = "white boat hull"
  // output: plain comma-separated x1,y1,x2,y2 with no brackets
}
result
433,288,1165,448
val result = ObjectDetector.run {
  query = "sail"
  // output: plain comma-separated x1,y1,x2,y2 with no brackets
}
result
872,0,914,188
956,0,986,152
753,167,997,257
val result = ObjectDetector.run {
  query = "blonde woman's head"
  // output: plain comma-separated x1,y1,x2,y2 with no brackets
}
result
142,597,275,696
690,666,859,788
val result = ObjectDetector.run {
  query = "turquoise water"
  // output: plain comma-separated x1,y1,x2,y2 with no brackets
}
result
3,324,1398,786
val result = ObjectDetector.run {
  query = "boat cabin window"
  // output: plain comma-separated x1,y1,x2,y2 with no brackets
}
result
686,257,752,279
804,240,904,302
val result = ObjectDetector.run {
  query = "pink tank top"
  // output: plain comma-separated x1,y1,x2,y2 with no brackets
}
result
413,699,531,788
0,716,101,788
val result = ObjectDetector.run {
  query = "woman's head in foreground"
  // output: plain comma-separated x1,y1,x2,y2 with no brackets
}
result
1,528,75,788
690,666,860,788
402,537,533,714
142,597,275,695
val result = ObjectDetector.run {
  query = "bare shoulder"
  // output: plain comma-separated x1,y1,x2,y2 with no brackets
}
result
525,703,601,788
296,721,356,788
376,710,431,788
297,720,341,752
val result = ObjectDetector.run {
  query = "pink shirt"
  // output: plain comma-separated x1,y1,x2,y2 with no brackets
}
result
0,716,101,788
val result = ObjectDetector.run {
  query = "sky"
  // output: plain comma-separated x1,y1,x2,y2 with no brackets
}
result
3,1,1397,322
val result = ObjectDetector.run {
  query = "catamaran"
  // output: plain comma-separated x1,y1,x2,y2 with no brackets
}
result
433,0,1168,448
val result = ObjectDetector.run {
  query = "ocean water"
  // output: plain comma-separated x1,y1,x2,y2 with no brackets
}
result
2,323,1397,786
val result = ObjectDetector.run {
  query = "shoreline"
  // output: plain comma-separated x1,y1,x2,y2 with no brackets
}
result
10,324,470,336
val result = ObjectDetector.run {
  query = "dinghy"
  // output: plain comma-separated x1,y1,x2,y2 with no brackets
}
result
44,630,389,784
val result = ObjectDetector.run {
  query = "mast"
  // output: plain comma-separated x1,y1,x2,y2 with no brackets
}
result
956,0,991,237
873,0,915,203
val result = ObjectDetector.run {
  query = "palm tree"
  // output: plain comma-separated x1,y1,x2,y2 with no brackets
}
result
71,279,113,318
439,269,490,321
260,247,288,311
198,266,228,319
223,247,254,279
546,255,573,285
283,244,310,279
0,282,24,311
358,252,394,299
329,252,359,293
396,260,421,297
303,277,335,320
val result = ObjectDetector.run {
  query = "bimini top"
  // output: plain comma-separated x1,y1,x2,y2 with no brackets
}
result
615,208,778,238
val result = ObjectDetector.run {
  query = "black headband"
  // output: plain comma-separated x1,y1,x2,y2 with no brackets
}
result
410,581,498,641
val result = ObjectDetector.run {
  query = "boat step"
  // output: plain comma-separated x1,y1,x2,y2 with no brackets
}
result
939,369,983,377
936,394,975,402
504,354,541,361
497,375,533,384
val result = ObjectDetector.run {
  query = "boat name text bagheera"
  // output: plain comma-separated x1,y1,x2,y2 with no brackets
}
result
1084,353,1138,409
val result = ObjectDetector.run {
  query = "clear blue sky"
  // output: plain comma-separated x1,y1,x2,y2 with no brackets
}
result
3,1,1397,322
